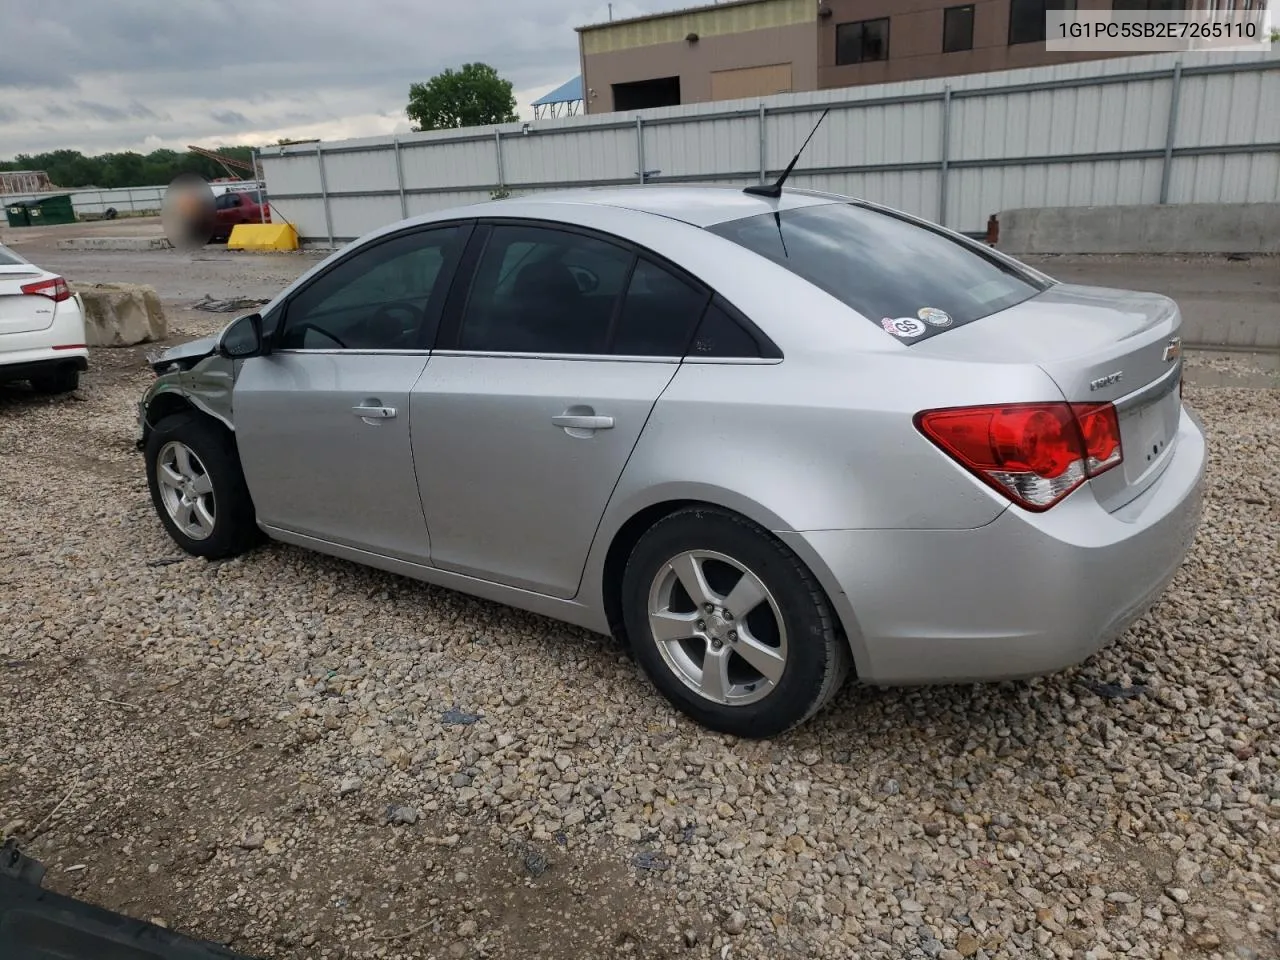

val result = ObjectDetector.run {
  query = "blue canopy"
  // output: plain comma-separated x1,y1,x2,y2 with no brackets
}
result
532,76,584,107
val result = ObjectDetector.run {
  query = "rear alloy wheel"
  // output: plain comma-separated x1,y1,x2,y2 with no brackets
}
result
145,412,262,559
621,507,850,738
30,366,79,394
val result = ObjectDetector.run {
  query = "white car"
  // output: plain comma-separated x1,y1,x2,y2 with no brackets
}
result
0,243,88,393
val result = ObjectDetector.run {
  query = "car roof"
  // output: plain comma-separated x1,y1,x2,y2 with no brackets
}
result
501,185,842,228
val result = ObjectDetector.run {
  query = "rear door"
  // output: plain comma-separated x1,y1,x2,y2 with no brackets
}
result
410,221,711,598
233,222,471,559
0,248,53,337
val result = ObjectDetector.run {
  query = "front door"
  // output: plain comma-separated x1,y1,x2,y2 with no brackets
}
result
412,222,712,598
234,223,470,560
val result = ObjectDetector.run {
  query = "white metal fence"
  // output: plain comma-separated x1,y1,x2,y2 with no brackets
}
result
261,48,1280,247
0,185,166,216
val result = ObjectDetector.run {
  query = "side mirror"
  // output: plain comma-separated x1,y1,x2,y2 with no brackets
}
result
218,313,269,359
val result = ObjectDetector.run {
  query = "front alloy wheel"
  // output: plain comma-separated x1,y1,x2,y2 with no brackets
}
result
155,441,217,540
144,411,263,560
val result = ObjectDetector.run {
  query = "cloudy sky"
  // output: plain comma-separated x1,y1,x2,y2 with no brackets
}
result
1,0,677,158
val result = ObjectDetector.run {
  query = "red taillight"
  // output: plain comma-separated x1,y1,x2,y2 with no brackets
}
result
21,276,72,302
1072,403,1122,476
916,401,1124,512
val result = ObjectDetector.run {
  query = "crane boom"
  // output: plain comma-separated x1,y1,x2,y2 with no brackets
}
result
186,145,258,180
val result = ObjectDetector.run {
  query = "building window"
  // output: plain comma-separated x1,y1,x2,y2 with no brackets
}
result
612,76,680,111
943,5,976,52
835,18,890,65
1009,0,1077,45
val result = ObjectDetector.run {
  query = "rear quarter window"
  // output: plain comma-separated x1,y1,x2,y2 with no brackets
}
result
0,246,27,266
707,203,1049,344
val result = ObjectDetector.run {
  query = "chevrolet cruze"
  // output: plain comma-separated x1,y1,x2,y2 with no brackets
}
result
136,186,1205,737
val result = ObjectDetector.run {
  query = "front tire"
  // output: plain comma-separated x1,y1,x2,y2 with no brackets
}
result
145,412,262,559
621,506,850,738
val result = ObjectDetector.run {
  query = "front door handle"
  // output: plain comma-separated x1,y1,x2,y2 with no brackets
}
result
353,404,396,420
552,414,614,431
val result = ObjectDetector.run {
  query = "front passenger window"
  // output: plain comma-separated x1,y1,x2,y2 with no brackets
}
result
278,225,464,351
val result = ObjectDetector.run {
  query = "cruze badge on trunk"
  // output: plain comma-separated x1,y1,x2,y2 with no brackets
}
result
1090,371,1124,391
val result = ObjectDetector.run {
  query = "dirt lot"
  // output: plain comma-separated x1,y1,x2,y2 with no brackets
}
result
0,229,1277,960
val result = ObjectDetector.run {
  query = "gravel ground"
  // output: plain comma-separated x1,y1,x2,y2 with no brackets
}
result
1,268,1278,959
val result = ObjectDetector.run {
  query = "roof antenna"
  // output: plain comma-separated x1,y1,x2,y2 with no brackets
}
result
744,107,830,199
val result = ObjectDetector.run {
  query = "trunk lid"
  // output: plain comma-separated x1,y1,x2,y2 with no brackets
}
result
912,282,1185,511
0,265,57,335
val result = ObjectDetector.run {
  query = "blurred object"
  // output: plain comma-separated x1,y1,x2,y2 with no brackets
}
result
161,173,216,250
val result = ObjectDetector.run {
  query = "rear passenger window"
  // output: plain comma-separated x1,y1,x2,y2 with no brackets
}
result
612,259,708,357
688,300,765,358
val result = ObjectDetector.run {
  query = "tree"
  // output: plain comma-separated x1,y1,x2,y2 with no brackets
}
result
407,63,518,132
0,146,260,189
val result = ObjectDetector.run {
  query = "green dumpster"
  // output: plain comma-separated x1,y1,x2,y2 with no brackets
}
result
32,194,77,225
5,202,32,228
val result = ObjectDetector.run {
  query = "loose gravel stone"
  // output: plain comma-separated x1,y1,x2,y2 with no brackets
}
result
724,911,747,936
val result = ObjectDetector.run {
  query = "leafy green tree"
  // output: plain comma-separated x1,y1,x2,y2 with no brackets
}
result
407,63,518,132
0,146,259,189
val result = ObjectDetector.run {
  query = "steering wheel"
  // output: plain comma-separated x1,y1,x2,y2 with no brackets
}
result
367,301,425,348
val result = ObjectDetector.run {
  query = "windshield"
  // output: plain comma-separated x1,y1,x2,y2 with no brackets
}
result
708,202,1050,344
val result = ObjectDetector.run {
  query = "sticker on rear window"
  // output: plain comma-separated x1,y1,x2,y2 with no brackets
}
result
917,307,952,327
881,317,927,339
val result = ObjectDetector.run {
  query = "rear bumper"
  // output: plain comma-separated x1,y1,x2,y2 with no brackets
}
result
0,350,88,383
783,406,1206,685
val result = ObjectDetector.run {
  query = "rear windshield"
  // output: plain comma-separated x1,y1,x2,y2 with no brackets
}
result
707,202,1049,344
0,245,27,266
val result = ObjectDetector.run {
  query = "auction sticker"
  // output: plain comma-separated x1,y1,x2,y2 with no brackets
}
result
917,307,952,327
881,316,928,339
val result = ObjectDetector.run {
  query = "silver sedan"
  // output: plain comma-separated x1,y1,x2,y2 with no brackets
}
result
137,186,1205,737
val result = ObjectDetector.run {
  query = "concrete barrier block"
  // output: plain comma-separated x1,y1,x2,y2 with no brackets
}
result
227,223,298,251
56,236,172,252
998,203,1280,255
73,282,168,347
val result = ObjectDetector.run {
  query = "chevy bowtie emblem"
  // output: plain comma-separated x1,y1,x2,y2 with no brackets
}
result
1163,337,1182,362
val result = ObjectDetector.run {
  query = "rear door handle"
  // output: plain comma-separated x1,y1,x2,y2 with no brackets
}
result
551,414,614,431
353,404,396,420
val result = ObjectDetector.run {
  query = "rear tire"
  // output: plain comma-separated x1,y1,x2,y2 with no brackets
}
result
30,366,79,394
145,412,263,559
621,506,850,738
